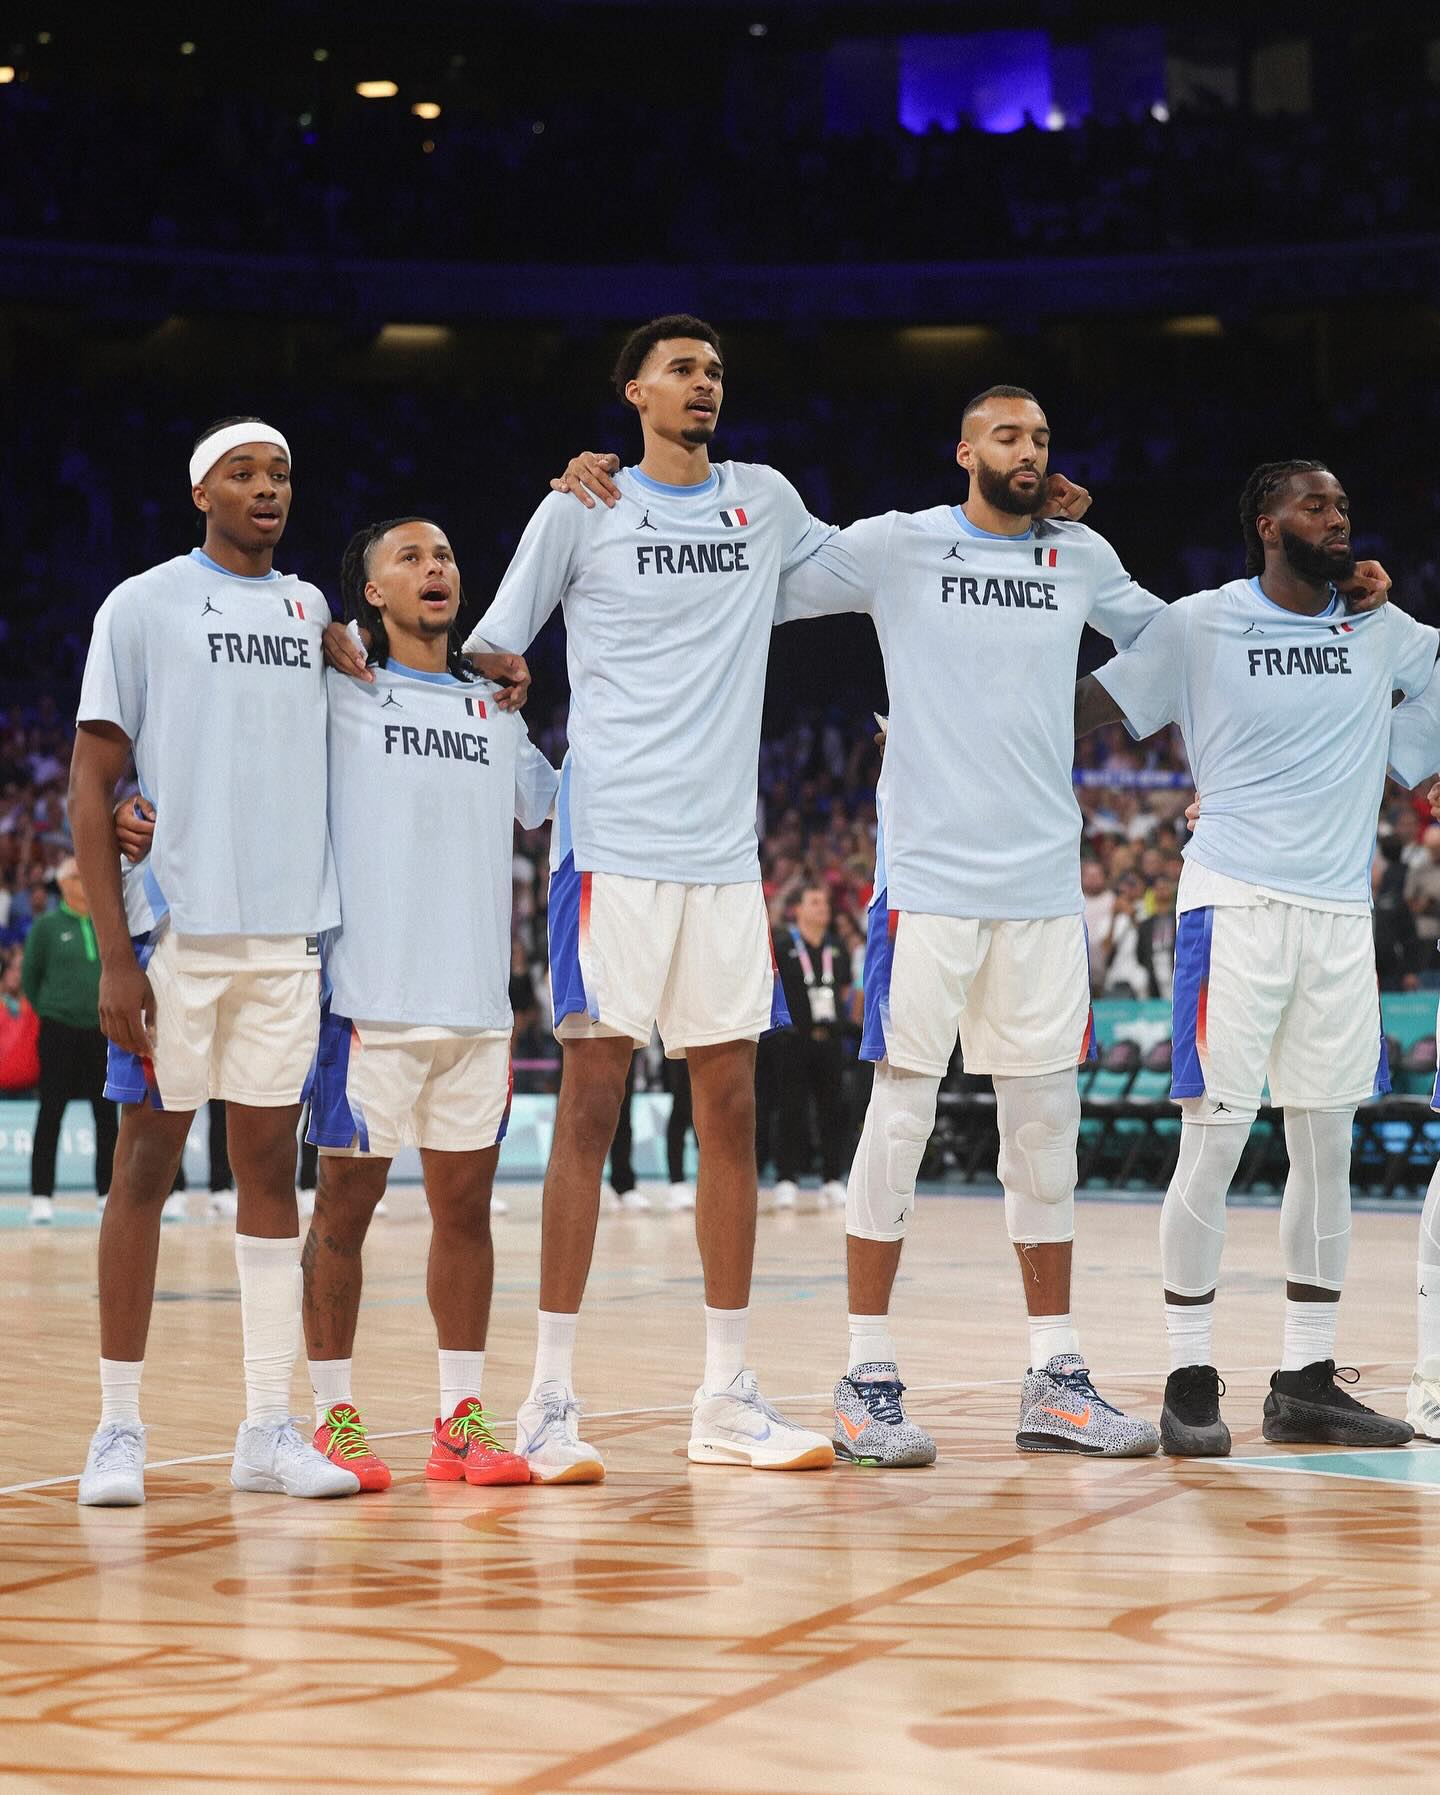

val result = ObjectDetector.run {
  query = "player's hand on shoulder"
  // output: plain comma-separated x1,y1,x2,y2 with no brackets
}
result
471,652,531,710
99,959,156,1058
113,796,155,863
323,620,374,682
1340,559,1390,612
550,452,622,509
1039,474,1092,521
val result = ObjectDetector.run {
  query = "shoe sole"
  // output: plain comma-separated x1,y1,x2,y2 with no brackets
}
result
834,1440,936,1468
1261,1417,1414,1447
688,1440,835,1470
528,1459,605,1484
1015,1430,1159,1458
1160,1410,1232,1458
465,1464,532,1486
230,1469,361,1497
77,1485,144,1507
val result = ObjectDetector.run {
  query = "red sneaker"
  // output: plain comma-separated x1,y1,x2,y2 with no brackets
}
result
313,1403,392,1492
426,1397,530,1486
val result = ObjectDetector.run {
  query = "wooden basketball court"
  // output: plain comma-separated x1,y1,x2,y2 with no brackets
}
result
3,1187,1436,1794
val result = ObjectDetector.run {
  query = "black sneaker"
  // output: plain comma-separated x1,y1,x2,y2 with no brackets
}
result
1262,1360,1414,1448
1160,1364,1231,1458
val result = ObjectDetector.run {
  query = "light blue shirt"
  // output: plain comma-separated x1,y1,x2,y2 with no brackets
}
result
77,551,338,937
322,664,557,1028
776,510,1163,918
465,462,857,884
1095,577,1440,906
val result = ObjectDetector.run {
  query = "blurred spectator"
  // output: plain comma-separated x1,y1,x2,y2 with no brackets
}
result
0,947,40,1092
1133,872,1178,1000
20,854,117,1222
1374,836,1421,991
1406,826,1440,954
1081,859,1115,995
770,883,851,1210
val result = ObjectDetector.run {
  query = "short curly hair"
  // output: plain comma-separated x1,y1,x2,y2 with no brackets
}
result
612,315,722,405
1239,459,1330,575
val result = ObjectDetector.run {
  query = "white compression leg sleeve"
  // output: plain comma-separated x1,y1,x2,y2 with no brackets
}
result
1159,1100,1253,1297
1278,1107,1355,1293
846,1062,941,1242
995,1069,1080,1245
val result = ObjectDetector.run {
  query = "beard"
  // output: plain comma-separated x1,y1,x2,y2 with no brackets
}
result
416,611,454,638
1280,527,1355,585
973,457,1047,517
680,423,715,445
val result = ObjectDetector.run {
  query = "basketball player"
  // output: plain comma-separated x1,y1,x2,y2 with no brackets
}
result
300,517,557,1489
69,419,360,1504
1077,460,1422,1454
1378,683,1440,1438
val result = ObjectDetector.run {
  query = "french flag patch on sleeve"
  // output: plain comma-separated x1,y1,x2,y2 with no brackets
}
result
283,597,307,619
1033,546,1059,568
719,508,749,527
464,696,487,718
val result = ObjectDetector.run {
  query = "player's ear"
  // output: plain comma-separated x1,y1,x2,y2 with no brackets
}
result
625,378,644,412
192,484,210,514
364,580,384,613
955,439,971,473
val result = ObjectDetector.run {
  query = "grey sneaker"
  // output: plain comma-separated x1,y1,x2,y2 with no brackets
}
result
230,1419,361,1497
1263,1360,1413,1448
1016,1353,1159,1457
833,1363,936,1467
78,1420,147,1506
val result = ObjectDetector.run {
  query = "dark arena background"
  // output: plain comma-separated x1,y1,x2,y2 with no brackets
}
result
5,5,1440,1791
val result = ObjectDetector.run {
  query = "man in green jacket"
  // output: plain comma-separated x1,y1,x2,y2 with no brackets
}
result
21,857,117,1223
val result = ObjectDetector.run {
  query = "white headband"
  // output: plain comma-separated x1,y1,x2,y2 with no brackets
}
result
189,421,291,489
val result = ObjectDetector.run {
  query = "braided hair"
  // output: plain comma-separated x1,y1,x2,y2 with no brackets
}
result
339,516,474,681
1238,459,1330,575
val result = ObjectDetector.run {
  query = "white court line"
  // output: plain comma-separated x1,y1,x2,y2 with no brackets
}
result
0,1360,1413,1497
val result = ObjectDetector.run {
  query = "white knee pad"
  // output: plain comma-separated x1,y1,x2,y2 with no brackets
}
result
1279,1107,1355,1292
846,1062,940,1242
995,1070,1080,1245
1159,1101,1252,1297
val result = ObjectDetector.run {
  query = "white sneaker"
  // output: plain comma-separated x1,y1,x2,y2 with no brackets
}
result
78,1420,147,1506
297,1188,316,1219
230,1419,361,1498
665,1181,696,1213
492,1194,510,1217
821,1179,847,1210
207,1191,238,1221
689,1369,835,1470
515,1380,605,1483
161,1192,187,1222
29,1196,54,1225
600,1182,622,1213
771,1180,799,1212
1407,1362,1440,1440
373,1198,389,1217
618,1189,651,1213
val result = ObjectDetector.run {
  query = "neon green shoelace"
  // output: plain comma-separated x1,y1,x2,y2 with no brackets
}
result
446,1406,504,1452
322,1410,374,1460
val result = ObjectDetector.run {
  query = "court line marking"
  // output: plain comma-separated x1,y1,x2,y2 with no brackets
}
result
1,1361,1412,1496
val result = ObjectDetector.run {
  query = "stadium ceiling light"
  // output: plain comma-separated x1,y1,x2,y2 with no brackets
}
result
377,323,453,348
1150,100,1170,122
0,66,15,83
36,32,51,45
356,79,399,99
1045,106,1066,130
313,48,329,62
411,101,441,119
179,41,196,55
748,22,768,36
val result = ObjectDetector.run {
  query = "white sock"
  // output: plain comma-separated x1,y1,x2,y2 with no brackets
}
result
847,1313,898,1372
703,1305,749,1394
1419,1264,1440,1374
439,1349,485,1418
1281,1298,1338,1372
530,1310,578,1399
1164,1302,1214,1373
1028,1313,1080,1367
99,1357,143,1426
310,1357,352,1429
235,1233,301,1425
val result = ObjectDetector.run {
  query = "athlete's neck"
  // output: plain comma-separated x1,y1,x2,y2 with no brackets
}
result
960,494,1033,538
636,431,713,487
386,628,449,673
1256,561,1335,617
797,920,827,949
201,529,275,579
